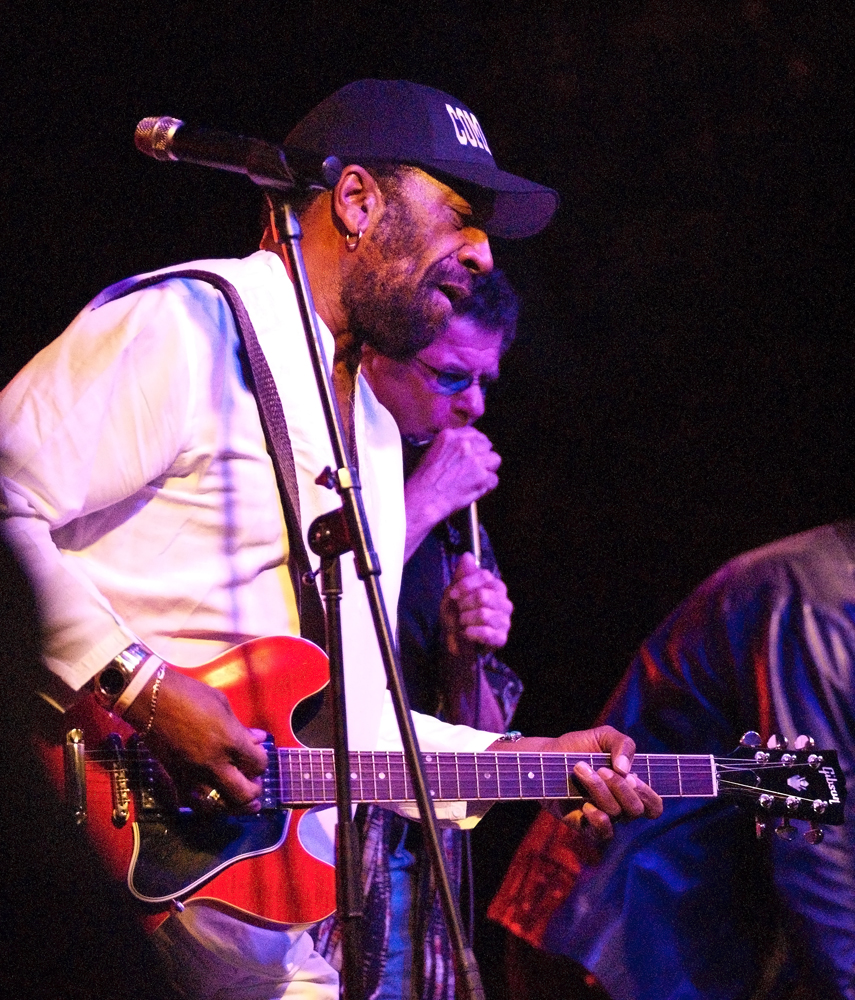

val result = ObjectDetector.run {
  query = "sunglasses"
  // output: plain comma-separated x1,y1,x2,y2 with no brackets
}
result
413,357,496,397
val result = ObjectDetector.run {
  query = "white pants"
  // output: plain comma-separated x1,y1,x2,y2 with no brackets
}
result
153,903,339,1000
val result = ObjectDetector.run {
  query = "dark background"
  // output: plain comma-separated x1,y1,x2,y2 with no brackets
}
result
3,1,854,995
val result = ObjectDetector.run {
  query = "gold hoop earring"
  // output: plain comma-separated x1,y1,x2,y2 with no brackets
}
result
345,229,363,252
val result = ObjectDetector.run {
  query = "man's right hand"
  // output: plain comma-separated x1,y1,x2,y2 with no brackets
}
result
123,667,269,814
404,426,500,559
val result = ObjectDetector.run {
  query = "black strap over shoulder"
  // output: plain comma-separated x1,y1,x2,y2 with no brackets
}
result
94,268,327,650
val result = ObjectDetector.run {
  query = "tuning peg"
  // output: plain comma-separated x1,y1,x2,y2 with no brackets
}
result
775,818,797,841
794,734,815,750
804,822,824,845
740,731,762,748
767,734,788,750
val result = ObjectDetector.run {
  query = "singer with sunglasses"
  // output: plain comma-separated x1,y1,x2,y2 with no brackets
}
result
314,272,521,1000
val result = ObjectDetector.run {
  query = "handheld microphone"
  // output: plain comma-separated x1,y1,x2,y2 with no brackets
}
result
134,116,342,192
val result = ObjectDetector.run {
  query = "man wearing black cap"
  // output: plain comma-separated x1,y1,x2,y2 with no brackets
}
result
0,80,660,998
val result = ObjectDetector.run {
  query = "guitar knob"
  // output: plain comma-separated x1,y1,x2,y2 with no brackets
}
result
785,796,800,814
776,819,797,841
758,793,775,811
812,799,828,815
807,754,823,768
804,822,824,845
740,731,762,748
767,734,788,750
794,734,815,750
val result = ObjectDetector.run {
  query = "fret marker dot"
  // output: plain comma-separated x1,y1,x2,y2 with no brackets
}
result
303,772,310,780
528,772,535,779
379,772,386,780
324,772,332,780
483,772,493,780
350,772,357,779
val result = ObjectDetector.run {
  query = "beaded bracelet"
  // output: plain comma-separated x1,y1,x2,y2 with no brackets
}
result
142,664,167,737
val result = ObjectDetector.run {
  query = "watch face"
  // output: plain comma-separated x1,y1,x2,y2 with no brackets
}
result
98,665,127,697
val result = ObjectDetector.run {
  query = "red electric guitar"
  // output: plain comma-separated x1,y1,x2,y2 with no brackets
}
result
40,635,847,928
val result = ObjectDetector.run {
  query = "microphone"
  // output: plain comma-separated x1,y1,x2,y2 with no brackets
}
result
134,116,342,192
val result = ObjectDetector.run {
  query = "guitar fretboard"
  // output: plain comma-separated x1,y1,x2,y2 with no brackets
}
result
270,750,717,805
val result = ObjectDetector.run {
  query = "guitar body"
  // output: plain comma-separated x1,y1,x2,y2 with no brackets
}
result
40,636,338,927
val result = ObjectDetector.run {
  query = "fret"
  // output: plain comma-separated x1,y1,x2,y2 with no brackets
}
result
400,750,410,801
518,753,546,798
427,754,440,799
322,749,333,803
350,751,362,804
632,754,652,789
496,752,522,798
435,751,447,799
542,753,571,798
473,753,497,800
466,753,480,799
378,750,392,802
298,747,311,804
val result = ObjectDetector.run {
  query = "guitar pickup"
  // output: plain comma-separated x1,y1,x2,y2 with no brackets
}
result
63,728,87,825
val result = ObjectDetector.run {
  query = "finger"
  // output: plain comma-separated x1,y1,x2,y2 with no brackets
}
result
573,760,622,816
215,764,264,813
578,801,615,840
451,580,509,608
458,605,512,644
459,601,512,630
448,567,507,602
589,725,636,775
633,776,665,818
596,767,647,820
457,595,512,621
232,729,270,776
461,623,510,649
451,551,480,583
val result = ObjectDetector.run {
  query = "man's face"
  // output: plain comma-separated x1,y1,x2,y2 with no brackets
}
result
361,314,503,442
341,169,494,360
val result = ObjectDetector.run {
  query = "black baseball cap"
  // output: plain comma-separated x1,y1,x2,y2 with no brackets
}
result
284,79,559,239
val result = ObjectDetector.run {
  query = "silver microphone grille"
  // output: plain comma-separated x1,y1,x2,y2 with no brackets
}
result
134,116,183,161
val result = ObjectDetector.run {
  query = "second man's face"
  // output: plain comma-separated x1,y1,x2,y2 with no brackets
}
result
361,315,503,443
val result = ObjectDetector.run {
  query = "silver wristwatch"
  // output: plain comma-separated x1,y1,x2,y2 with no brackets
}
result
91,643,150,708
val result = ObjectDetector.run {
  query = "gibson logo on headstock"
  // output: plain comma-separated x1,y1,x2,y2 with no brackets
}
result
821,766,841,803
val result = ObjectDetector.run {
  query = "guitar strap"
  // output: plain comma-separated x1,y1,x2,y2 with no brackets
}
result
93,269,327,651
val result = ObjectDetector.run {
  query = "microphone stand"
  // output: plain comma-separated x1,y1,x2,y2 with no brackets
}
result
270,198,485,1000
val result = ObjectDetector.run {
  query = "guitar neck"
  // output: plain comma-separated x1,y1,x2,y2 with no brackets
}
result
270,749,717,805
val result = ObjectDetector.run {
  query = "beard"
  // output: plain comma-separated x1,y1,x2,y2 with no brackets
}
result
341,196,469,361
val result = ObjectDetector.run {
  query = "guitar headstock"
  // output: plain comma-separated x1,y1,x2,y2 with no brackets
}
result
715,732,846,842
